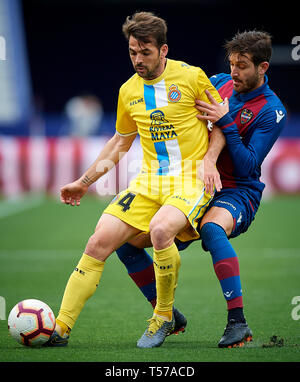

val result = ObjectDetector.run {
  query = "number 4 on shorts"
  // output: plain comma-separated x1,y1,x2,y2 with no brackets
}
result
117,192,136,212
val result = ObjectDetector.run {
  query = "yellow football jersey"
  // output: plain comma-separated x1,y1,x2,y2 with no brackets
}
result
115,58,222,178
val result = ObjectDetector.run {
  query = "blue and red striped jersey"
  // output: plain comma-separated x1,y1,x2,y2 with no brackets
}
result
210,73,286,207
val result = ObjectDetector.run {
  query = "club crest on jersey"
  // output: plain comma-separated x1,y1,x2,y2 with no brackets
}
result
240,108,254,124
168,84,181,103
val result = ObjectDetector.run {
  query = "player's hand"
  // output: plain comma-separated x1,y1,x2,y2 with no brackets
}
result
60,180,88,206
203,156,222,196
195,90,229,123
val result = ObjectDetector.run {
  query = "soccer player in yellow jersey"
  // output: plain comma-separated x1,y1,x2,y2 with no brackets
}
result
47,11,223,348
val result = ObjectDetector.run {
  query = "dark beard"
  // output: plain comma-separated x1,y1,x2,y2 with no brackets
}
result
238,71,260,94
135,60,161,80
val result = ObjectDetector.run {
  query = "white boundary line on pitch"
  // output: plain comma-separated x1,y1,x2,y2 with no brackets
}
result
0,194,45,219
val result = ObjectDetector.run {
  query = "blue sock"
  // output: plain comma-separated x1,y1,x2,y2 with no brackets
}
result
200,223,244,316
116,243,156,307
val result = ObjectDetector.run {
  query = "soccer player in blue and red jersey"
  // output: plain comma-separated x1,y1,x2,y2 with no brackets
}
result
116,30,287,348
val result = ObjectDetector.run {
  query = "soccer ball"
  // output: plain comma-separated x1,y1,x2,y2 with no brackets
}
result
8,299,55,347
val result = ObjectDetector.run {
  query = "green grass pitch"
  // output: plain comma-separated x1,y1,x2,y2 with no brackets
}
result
0,193,300,363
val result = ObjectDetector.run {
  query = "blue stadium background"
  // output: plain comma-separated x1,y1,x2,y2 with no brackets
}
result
0,0,299,196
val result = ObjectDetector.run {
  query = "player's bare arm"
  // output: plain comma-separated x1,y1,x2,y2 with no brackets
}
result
202,127,225,195
194,90,227,195
60,132,137,206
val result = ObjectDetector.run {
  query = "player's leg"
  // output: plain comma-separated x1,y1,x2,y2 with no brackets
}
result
137,205,187,348
116,233,187,307
48,214,140,346
200,207,244,311
116,236,187,334
116,240,157,308
136,177,212,348
199,204,252,347
149,205,187,318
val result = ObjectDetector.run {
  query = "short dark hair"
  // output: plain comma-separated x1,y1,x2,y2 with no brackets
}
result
224,30,272,66
122,11,167,48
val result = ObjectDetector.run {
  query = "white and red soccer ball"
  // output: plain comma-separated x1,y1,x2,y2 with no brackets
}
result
8,299,55,347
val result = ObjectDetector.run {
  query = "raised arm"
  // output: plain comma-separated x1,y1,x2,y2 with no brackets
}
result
196,89,286,178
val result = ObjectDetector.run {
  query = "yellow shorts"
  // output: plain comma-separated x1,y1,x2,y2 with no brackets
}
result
104,173,212,242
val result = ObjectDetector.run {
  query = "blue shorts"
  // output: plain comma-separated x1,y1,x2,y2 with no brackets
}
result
176,188,259,251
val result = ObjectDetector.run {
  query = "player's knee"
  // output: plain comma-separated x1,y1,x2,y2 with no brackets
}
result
200,207,233,236
85,232,113,261
150,223,173,250
200,222,227,251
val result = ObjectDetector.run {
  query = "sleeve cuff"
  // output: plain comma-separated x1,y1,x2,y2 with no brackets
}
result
116,130,137,137
214,113,234,129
